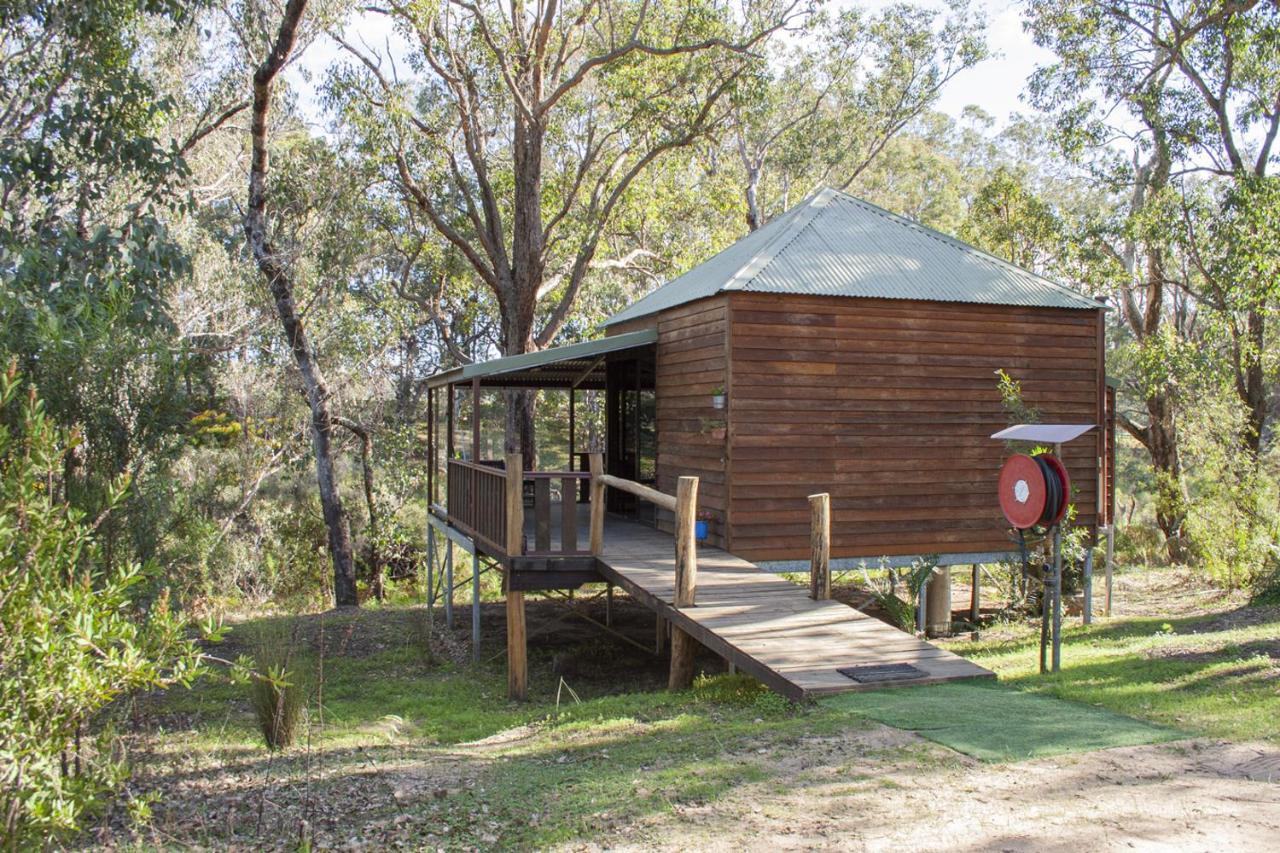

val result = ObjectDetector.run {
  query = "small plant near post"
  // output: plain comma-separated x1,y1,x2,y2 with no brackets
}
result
710,385,726,410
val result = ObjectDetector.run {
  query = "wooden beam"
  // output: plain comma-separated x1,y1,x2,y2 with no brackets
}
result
669,475,699,690
505,452,526,701
599,474,677,513
808,493,830,600
471,377,481,460
673,476,698,606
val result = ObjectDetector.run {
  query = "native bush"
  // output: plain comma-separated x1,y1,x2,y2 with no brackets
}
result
0,364,207,845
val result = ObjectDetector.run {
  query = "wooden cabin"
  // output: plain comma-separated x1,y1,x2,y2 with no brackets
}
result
424,187,1114,699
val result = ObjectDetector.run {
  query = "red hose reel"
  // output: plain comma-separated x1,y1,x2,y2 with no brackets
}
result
998,453,1070,530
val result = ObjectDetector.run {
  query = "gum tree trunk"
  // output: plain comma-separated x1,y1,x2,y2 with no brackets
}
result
244,0,358,607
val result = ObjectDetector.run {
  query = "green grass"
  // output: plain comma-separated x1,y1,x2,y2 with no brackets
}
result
822,680,1176,761
131,608,880,848
125,579,1280,848
956,607,1280,743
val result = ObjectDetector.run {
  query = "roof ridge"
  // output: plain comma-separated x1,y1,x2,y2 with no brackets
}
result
721,186,833,291
820,188,1098,309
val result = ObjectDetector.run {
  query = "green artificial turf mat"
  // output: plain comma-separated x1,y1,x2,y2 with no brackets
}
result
821,679,1180,762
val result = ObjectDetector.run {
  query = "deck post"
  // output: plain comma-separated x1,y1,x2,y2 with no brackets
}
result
588,452,605,555
1104,524,1114,616
669,475,699,690
471,541,480,663
505,452,527,701
808,493,830,600
445,541,454,629
926,566,951,638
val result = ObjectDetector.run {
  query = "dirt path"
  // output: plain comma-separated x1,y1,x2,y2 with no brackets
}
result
589,728,1280,852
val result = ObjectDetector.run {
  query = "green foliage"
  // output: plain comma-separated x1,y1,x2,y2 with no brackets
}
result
0,365,205,845
961,166,1063,272
1181,389,1280,597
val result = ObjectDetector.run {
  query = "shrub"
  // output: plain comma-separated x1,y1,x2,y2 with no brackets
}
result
245,623,306,750
0,364,205,845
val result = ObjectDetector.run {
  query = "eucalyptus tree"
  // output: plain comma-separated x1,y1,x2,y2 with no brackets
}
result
1024,0,1196,558
1133,0,1280,456
244,0,368,606
728,0,987,230
336,0,808,457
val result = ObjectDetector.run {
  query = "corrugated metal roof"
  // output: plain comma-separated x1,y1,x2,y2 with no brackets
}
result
604,188,1101,326
426,329,657,388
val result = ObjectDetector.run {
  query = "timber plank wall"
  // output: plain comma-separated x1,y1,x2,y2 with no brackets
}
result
612,296,730,549
725,292,1105,562
611,291,1106,564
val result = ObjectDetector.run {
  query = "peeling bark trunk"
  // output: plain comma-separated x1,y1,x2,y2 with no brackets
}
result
244,0,358,607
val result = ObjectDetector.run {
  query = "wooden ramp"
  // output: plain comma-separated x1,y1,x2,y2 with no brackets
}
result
595,518,993,700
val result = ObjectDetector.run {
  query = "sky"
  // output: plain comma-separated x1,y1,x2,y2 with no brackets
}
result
933,0,1053,123
291,0,1054,132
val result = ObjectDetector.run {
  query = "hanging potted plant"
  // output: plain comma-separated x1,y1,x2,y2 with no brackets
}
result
710,385,726,410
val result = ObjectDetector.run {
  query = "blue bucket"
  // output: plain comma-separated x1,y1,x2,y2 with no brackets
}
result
695,519,709,541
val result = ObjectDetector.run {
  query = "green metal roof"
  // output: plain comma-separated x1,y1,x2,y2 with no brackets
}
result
604,187,1102,326
426,329,657,389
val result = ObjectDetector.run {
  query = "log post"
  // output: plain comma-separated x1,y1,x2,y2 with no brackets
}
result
504,452,527,701
808,493,830,600
669,476,699,690
588,452,605,555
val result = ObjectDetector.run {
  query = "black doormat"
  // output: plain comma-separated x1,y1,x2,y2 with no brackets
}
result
837,663,927,683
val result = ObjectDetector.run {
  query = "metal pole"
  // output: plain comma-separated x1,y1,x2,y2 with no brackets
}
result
1083,545,1094,625
426,525,435,629
445,542,454,629
1105,524,1115,616
917,575,928,637
1039,553,1050,674
470,543,480,663
1052,523,1063,672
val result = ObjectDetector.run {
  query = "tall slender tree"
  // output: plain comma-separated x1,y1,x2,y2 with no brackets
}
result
244,0,359,606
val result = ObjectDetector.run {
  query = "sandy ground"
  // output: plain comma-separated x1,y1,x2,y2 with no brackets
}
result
579,728,1280,853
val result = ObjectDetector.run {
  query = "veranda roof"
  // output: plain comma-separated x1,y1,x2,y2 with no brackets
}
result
425,329,657,390
604,187,1102,327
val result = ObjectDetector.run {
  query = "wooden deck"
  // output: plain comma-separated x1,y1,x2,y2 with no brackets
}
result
591,514,994,700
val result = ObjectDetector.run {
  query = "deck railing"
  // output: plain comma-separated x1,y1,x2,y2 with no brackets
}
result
446,459,509,555
446,459,591,558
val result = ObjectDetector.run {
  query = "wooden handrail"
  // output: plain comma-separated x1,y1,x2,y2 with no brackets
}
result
597,473,678,513
586,451,701,690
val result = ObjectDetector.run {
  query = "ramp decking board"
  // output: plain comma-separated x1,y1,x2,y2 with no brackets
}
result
591,514,993,700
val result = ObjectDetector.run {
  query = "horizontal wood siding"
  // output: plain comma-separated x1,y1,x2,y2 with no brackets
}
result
726,292,1105,563
610,297,729,548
